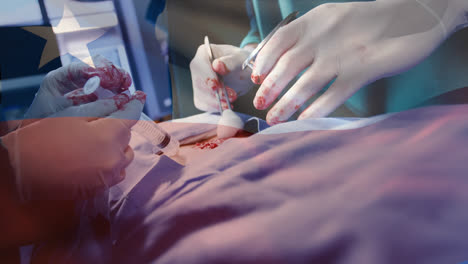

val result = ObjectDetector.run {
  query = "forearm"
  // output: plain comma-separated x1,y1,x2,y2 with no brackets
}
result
1,196,78,249
0,144,78,248
415,0,468,34
453,0,468,31
376,0,467,36
0,200,78,249
455,0,468,12
444,0,468,32
0,197,41,248
0,143,34,248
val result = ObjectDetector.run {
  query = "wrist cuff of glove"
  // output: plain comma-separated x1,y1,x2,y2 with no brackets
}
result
415,0,468,35
415,0,448,37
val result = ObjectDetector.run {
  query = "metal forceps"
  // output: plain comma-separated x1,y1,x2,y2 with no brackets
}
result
204,36,232,113
242,11,299,71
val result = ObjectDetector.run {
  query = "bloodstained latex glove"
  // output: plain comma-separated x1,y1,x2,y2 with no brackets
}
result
251,0,468,125
190,43,255,112
24,55,132,121
1,93,145,201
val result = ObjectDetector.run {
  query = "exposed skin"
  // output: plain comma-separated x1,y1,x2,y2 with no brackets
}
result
251,0,468,125
171,130,252,166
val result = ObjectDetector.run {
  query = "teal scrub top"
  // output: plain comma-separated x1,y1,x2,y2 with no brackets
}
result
241,0,468,116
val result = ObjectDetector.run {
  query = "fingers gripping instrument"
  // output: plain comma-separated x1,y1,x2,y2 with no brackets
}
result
83,77,179,156
204,36,245,139
204,36,228,112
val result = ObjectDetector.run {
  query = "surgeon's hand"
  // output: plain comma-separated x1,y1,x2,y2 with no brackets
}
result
251,0,468,125
24,55,132,122
1,92,146,201
190,43,256,112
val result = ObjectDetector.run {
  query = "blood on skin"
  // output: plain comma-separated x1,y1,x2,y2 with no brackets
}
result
295,105,300,110
84,65,133,94
66,66,96,88
227,87,237,101
66,88,98,105
268,116,282,126
113,93,130,110
258,79,279,107
193,131,253,150
206,78,221,91
254,96,266,110
122,72,132,89
99,65,123,91
220,87,237,102
220,102,233,110
251,74,267,85
266,110,284,126
213,60,230,75
193,138,227,150
66,59,133,94
132,91,147,104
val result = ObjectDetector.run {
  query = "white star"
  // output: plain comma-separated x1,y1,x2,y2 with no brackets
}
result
23,2,111,68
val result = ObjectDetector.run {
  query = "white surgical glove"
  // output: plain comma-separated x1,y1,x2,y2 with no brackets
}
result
251,0,468,125
24,55,132,122
190,43,255,112
1,93,146,201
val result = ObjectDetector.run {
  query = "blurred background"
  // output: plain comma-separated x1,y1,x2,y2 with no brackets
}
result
1,0,468,123
0,0,255,122
165,0,259,119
